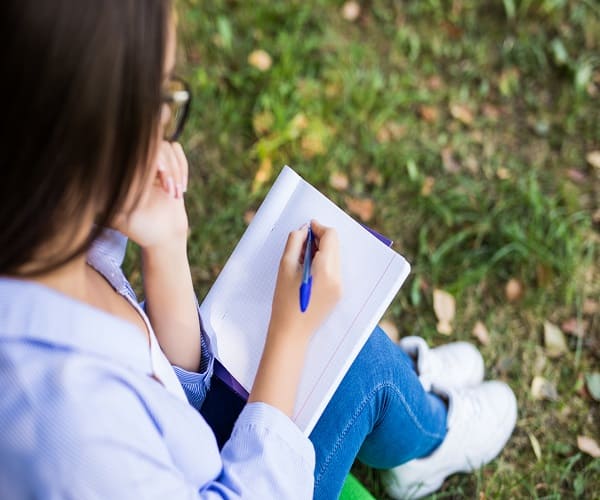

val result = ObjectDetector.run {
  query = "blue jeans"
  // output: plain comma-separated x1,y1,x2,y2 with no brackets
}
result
201,327,447,499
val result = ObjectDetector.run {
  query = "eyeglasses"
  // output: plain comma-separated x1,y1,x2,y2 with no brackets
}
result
161,76,191,142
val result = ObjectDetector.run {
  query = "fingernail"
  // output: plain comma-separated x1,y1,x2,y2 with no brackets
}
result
298,223,309,230
167,177,175,197
176,183,183,199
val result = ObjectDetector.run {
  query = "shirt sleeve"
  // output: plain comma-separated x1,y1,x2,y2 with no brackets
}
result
219,402,315,498
172,327,214,410
140,296,216,411
14,365,314,500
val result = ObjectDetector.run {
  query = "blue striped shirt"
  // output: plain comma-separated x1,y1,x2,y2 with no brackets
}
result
0,229,315,499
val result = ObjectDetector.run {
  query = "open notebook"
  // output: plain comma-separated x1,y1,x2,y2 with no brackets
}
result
199,166,410,435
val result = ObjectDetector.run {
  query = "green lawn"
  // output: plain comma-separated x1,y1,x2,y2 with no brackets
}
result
134,0,599,497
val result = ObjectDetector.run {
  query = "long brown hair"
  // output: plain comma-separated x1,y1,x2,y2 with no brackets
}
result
0,0,171,275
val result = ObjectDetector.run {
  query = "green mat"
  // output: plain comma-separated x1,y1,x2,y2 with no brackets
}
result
339,474,375,500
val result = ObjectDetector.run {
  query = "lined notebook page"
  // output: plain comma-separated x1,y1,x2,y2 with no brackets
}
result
200,166,410,435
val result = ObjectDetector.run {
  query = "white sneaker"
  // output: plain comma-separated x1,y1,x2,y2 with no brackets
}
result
399,336,485,392
383,381,518,499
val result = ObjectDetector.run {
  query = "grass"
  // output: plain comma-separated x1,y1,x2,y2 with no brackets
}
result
131,0,600,497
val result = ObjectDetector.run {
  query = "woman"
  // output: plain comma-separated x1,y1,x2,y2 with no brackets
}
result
0,1,517,498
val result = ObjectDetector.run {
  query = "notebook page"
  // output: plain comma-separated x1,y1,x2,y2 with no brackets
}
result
199,167,300,365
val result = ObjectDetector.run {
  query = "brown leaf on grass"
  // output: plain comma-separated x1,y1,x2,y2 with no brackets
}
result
243,210,256,225
418,105,439,123
301,132,326,158
426,75,443,90
496,167,511,180
544,321,568,358
566,168,587,184
379,319,399,342
248,49,272,71
577,436,600,458
341,1,361,21
528,433,542,461
252,110,274,135
561,318,586,338
531,376,558,401
420,176,435,196
345,196,375,222
583,299,599,315
449,103,474,125
482,103,501,120
585,150,600,169
289,113,309,136
585,372,600,402
251,157,273,193
365,168,383,186
441,147,460,173
433,289,455,335
464,156,479,174
386,122,406,139
329,171,349,191
505,278,523,302
472,321,491,346
376,121,406,143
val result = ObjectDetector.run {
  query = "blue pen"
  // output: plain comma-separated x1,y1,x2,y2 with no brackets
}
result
299,225,313,312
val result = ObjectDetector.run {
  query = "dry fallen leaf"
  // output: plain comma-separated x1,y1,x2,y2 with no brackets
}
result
544,321,568,358
419,105,439,123
251,157,273,193
528,433,542,461
441,147,460,173
472,321,491,346
496,167,511,180
433,289,455,335
252,110,274,135
243,210,256,225
345,196,375,222
482,103,501,120
301,132,326,158
585,150,600,169
505,278,523,302
561,318,586,338
583,299,599,315
426,75,443,90
329,171,350,191
531,376,558,401
379,319,399,342
585,372,600,402
566,168,587,184
365,168,383,186
341,1,361,21
421,176,435,197
449,103,474,125
577,436,600,458
248,49,272,71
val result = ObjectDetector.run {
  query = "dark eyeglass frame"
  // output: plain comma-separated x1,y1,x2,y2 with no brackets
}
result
161,75,191,142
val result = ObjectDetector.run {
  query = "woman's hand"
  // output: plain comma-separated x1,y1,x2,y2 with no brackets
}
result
248,220,342,415
268,220,343,344
113,141,189,250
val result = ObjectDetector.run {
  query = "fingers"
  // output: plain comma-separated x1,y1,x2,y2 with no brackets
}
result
280,226,309,272
310,219,339,258
156,141,188,199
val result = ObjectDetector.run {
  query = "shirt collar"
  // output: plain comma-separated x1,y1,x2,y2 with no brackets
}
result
0,277,152,375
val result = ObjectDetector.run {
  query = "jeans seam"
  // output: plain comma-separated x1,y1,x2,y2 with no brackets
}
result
315,381,446,487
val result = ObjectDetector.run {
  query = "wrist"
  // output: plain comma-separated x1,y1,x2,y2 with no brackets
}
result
140,237,188,260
